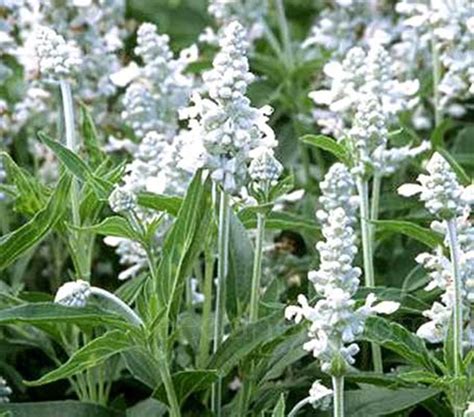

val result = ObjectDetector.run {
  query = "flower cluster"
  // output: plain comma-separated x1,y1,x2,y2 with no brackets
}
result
302,0,394,59
316,162,358,226
398,152,470,220
286,167,399,373
31,26,83,79
248,147,283,190
399,152,474,344
120,23,197,139
396,0,474,117
200,0,268,46
54,279,91,307
181,21,277,193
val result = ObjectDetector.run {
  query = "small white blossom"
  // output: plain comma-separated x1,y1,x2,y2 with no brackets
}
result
54,280,91,307
308,380,333,410
248,147,283,186
109,186,137,214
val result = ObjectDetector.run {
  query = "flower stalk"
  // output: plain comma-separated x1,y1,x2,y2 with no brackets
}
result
446,220,463,376
212,190,231,417
332,376,344,417
249,212,266,322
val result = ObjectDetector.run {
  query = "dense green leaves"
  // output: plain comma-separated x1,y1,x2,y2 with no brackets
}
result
0,174,71,270
27,330,133,386
271,394,285,417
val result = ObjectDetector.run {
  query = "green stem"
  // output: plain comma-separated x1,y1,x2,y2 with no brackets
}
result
212,190,230,417
446,220,464,376
274,0,294,69
287,397,311,417
370,175,382,223
430,20,442,127
332,376,344,417
197,249,214,368
249,212,266,322
59,79,89,280
356,178,375,287
356,177,383,373
156,349,181,417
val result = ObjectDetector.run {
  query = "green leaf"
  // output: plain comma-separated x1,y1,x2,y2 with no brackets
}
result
208,313,286,377
123,347,162,389
437,148,471,186
271,394,285,417
37,131,112,198
345,386,441,417
153,370,218,406
0,174,71,270
300,134,349,164
0,303,130,330
226,210,254,321
398,370,440,385
79,216,141,242
126,398,166,417
137,192,182,217
363,316,434,370
79,102,105,167
268,174,295,202
0,401,124,417
155,170,212,320
430,119,456,148
26,330,133,386
373,220,444,249
0,152,48,215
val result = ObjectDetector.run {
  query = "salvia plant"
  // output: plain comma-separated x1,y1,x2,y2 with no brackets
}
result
0,1,472,417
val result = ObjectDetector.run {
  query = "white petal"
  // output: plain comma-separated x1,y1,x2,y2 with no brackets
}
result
462,184,474,205
309,90,333,105
109,62,140,87
103,236,125,247
397,183,423,197
372,301,400,314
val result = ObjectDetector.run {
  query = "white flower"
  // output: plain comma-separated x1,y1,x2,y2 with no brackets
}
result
248,147,283,186
109,62,140,87
399,152,466,220
308,380,333,410
32,26,82,79
54,280,91,307
109,186,137,214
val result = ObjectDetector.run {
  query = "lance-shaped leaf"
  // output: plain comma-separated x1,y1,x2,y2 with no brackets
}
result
155,170,212,319
300,134,350,164
0,174,71,270
373,220,444,249
137,192,182,217
26,330,133,386
37,131,112,199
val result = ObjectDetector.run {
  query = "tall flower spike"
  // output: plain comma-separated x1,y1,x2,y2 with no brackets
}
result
286,206,398,374
181,21,277,193
398,152,467,220
32,26,82,79
316,162,359,225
